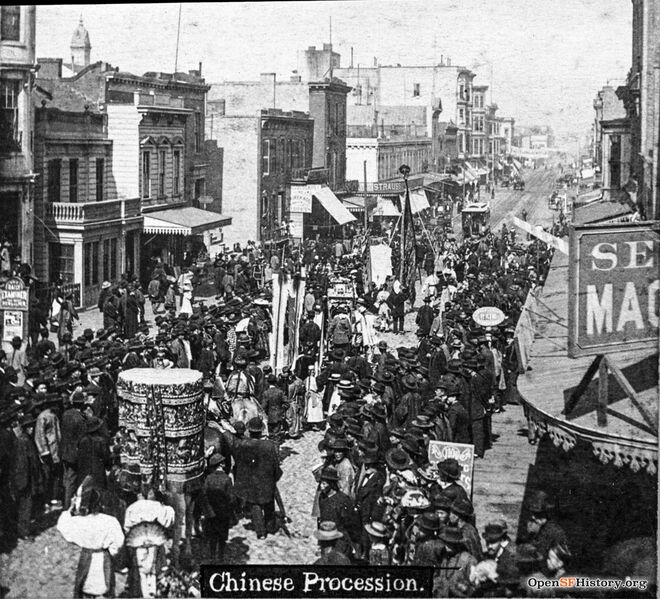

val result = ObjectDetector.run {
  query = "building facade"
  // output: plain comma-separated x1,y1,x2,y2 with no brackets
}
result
616,0,659,219
207,108,314,245
0,5,37,267
471,85,488,158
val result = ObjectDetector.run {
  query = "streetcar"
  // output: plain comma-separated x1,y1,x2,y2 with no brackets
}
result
461,202,491,237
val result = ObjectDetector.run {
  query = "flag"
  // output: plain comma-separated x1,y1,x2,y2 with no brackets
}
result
399,188,417,294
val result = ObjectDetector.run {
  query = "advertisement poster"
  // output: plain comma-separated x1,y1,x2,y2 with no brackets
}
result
2,310,23,343
428,440,475,496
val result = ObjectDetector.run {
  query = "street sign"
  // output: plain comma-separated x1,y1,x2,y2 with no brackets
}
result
198,195,214,205
472,306,506,327
428,441,475,496
568,221,659,357
0,277,28,311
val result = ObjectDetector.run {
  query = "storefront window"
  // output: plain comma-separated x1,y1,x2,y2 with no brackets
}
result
110,238,118,279
84,242,91,286
103,238,110,281
49,243,74,285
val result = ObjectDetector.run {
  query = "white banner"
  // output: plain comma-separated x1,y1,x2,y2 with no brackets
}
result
369,244,393,286
511,216,568,254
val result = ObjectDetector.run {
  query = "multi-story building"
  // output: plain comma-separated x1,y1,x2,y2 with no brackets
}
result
35,19,229,297
32,77,143,306
471,85,488,159
207,108,314,245
616,0,659,219
0,5,37,266
208,72,350,192
592,86,629,192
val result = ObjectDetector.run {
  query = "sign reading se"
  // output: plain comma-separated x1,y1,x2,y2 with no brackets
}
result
568,222,659,357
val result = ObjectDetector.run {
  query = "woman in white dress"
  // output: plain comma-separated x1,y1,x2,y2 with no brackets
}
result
179,280,193,316
303,365,324,430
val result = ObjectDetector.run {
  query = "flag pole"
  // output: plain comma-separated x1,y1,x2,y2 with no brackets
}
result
399,164,411,282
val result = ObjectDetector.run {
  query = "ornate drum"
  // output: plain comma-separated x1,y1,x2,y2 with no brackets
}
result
117,369,205,492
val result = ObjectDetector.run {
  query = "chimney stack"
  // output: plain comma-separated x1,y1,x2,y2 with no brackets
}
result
351,47,354,69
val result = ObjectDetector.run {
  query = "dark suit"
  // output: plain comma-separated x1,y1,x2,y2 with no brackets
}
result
76,430,111,489
11,430,43,537
319,489,359,554
428,348,448,387
416,305,434,336
447,402,471,444
233,437,282,537
60,407,86,509
202,468,235,559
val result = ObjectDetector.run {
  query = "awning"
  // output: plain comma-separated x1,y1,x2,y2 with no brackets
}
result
572,200,632,225
143,206,232,235
313,186,356,226
342,196,365,214
400,189,430,214
575,189,603,205
372,196,400,217
512,158,523,170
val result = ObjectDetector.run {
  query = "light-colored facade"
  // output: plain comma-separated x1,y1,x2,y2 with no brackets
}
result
0,5,37,266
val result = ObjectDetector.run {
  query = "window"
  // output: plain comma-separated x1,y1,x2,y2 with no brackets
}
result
173,150,181,195
142,151,151,198
1,6,20,41
334,103,340,135
0,79,20,152
95,158,104,201
49,243,74,285
262,139,270,176
84,243,91,286
110,238,118,279
47,159,61,203
69,159,78,203
194,111,202,153
92,241,100,285
413,83,420,97
102,239,111,281
301,140,306,166
158,150,166,197
278,139,285,173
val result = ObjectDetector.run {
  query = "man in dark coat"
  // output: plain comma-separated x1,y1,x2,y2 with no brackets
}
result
318,466,358,557
428,336,448,388
60,394,87,509
299,314,321,356
233,417,282,538
353,450,385,552
10,415,43,538
201,453,235,561
76,416,111,489
394,376,422,428
260,375,287,439
483,522,519,586
445,384,471,444
466,358,491,458
416,296,435,336
388,287,407,334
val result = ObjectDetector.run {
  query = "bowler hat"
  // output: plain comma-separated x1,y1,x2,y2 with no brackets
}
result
482,522,508,543
369,403,387,421
411,415,434,429
86,417,104,434
361,449,380,465
247,416,263,433
418,464,440,482
328,438,350,452
437,458,462,481
208,453,225,467
402,375,419,391
451,498,474,519
416,512,442,533
447,359,463,374
438,526,466,548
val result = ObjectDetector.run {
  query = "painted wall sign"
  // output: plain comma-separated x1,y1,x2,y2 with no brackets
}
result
568,222,659,357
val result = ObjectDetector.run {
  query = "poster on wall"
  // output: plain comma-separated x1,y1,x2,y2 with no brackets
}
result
290,186,313,213
2,310,23,343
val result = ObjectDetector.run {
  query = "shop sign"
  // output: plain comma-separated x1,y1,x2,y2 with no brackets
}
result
568,222,659,357
428,441,474,496
290,186,313,213
372,181,406,194
472,306,505,327
0,277,28,311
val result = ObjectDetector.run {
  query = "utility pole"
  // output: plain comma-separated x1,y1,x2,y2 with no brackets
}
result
174,3,182,73
363,160,368,233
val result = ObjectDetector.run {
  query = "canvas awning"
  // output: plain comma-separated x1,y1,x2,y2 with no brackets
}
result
572,200,632,225
512,158,523,170
143,206,232,235
372,196,400,217
342,196,365,213
400,189,430,214
313,186,356,226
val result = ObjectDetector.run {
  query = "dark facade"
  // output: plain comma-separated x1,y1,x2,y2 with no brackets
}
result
308,78,351,192
259,110,314,241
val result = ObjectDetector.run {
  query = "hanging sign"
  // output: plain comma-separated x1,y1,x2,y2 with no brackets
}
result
428,441,475,496
2,310,23,343
472,306,506,327
290,186,313,213
568,221,659,357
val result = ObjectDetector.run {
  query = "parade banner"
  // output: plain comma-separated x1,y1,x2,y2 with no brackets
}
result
568,221,659,357
399,189,417,293
369,244,393,287
428,441,475,496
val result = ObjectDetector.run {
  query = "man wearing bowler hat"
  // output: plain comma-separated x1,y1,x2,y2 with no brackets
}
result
449,497,482,559
318,466,358,557
233,416,282,539
433,526,478,597
483,520,518,585
522,490,568,559
437,458,469,504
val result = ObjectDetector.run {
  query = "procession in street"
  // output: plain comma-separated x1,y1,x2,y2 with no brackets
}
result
0,2,658,599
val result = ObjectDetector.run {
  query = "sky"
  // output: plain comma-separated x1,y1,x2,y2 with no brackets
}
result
36,1,632,139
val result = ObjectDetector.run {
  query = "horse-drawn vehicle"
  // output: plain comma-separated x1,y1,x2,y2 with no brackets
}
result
327,276,357,315
512,177,526,191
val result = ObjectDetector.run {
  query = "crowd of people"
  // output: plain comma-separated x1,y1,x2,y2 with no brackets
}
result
0,203,574,598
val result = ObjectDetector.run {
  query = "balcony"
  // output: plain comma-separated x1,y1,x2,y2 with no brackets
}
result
45,197,142,226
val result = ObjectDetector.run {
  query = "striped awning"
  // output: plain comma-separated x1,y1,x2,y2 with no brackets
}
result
143,206,232,235
400,189,430,214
